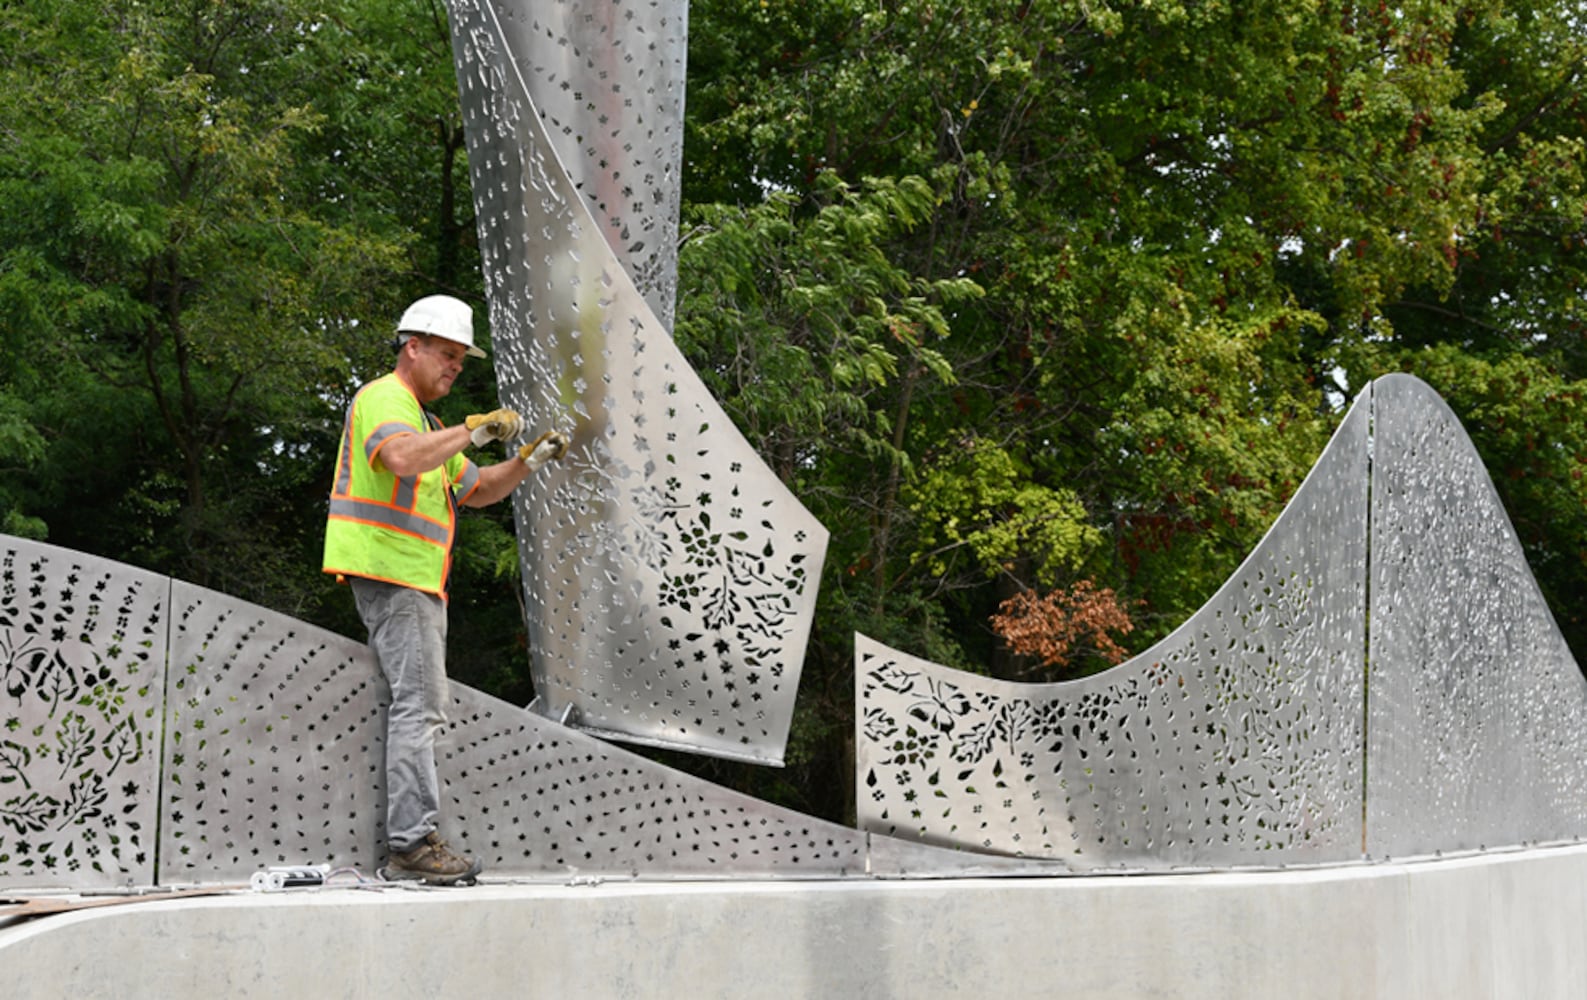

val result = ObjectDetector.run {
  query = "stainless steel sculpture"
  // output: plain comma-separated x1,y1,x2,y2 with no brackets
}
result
1,535,1044,889
856,374,1587,867
859,393,1370,868
157,574,938,882
5,373,1587,890
446,0,826,766
8,0,1587,896
1366,374,1587,856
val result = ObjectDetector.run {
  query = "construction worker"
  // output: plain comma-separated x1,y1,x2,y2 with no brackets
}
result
323,294,566,884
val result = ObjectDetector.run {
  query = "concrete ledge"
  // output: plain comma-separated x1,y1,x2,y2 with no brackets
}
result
6,844,1587,999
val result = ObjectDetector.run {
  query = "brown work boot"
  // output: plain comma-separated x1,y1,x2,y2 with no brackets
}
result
382,832,483,885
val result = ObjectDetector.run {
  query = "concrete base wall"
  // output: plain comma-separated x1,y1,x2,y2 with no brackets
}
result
6,844,1587,999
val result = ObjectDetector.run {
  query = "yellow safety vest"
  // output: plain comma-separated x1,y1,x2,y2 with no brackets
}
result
322,373,481,597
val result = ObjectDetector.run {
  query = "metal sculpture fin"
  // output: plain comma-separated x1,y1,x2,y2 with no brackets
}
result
446,0,827,765
857,375,1587,866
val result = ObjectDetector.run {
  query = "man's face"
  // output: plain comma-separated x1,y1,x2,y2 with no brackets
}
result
403,335,468,402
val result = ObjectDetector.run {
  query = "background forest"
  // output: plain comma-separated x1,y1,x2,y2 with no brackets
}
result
2,0,1584,823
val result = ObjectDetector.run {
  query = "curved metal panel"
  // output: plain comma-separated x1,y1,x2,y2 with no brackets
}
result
0,538,167,890
490,0,687,331
1366,374,1587,856
149,574,1037,882
439,683,1057,878
856,395,1372,868
447,0,828,764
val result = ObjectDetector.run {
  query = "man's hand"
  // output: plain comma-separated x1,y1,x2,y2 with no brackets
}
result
465,407,523,446
518,430,570,472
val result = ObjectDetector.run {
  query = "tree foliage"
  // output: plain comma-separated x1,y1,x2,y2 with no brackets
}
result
990,580,1138,679
676,0,1587,815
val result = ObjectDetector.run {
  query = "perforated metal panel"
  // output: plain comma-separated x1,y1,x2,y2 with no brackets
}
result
490,0,687,331
159,580,389,881
440,684,969,878
143,560,1033,883
0,539,167,889
434,651,1048,878
447,0,828,765
157,574,873,881
856,394,1373,868
1366,374,1587,856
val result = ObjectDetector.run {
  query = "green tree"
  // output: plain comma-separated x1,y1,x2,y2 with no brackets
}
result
677,0,1587,817
1370,1,1587,643
0,1,403,602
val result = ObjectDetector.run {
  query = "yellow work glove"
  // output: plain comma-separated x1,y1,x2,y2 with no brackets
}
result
465,407,523,446
518,430,570,472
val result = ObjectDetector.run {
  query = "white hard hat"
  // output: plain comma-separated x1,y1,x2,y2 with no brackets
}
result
396,295,486,358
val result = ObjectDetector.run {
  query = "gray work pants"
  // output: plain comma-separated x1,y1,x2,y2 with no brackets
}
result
350,576,450,853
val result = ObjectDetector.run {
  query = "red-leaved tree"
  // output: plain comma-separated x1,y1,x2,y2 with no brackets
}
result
990,580,1138,679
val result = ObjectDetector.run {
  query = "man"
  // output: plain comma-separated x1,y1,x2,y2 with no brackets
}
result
323,294,566,884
